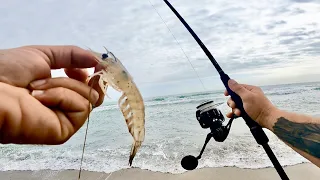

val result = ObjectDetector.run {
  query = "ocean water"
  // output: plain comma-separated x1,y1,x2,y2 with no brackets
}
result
0,81,319,174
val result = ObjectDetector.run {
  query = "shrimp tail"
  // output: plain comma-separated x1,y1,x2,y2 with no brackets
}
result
129,140,142,166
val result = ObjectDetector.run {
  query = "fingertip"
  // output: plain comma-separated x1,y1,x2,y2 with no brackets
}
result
31,90,45,97
64,68,89,83
226,112,233,118
227,98,236,109
234,108,241,116
224,90,229,96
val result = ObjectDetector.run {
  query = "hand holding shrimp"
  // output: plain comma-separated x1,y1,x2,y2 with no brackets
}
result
0,45,103,145
0,45,145,166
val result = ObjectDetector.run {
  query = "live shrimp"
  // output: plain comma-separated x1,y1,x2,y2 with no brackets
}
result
87,47,145,166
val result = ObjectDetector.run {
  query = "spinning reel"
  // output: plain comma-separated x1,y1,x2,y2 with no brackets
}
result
181,100,235,170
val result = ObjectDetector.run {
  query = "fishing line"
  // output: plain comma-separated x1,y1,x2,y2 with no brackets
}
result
78,117,90,180
148,0,206,90
78,77,96,180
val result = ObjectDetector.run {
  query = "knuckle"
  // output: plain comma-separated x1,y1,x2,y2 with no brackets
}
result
50,87,69,100
234,85,243,92
50,119,75,145
241,93,250,101
55,87,66,94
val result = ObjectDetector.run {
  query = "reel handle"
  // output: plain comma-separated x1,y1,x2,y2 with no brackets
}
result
220,72,269,145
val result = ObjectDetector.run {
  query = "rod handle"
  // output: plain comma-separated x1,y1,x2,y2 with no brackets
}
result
220,73,269,145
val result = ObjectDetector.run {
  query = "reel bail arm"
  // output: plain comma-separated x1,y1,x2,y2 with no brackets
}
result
197,116,235,159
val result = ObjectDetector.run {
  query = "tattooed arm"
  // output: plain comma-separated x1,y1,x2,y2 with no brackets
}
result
265,109,320,167
224,79,320,167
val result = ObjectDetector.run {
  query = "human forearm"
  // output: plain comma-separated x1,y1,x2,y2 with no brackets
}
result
265,108,320,167
224,79,320,167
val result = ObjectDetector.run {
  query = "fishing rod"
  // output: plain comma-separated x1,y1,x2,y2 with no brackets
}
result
162,0,289,179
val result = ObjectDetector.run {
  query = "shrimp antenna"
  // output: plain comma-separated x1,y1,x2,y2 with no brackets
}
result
160,1,289,179
103,46,109,53
84,45,94,53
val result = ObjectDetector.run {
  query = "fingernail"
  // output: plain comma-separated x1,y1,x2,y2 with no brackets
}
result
31,79,46,87
31,90,44,96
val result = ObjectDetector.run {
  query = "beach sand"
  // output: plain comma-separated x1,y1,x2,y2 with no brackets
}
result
0,163,319,180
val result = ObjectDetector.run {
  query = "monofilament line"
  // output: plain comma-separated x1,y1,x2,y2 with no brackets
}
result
148,0,206,90
78,77,96,180
78,117,90,180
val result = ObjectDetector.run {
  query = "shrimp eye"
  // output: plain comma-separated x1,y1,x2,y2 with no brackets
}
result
101,53,108,59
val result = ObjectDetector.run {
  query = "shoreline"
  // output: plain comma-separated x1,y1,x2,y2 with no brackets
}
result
0,162,319,180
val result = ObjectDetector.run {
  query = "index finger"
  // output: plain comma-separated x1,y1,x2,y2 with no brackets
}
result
224,83,256,96
25,45,98,69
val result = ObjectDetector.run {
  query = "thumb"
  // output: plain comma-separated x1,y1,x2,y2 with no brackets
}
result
228,79,249,97
64,68,89,83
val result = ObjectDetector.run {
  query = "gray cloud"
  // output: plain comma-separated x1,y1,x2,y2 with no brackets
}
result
0,0,319,97
266,20,287,30
289,0,316,2
279,37,304,44
291,8,306,15
278,29,317,37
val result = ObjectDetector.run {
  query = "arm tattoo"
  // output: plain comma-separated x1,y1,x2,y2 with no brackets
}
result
273,117,320,158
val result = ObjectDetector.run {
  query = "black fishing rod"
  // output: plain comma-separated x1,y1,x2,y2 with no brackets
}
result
162,0,289,179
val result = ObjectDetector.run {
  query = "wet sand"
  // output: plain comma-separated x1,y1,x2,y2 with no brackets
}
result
0,162,319,180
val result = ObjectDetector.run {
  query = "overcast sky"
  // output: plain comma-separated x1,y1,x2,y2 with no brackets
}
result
0,0,319,98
